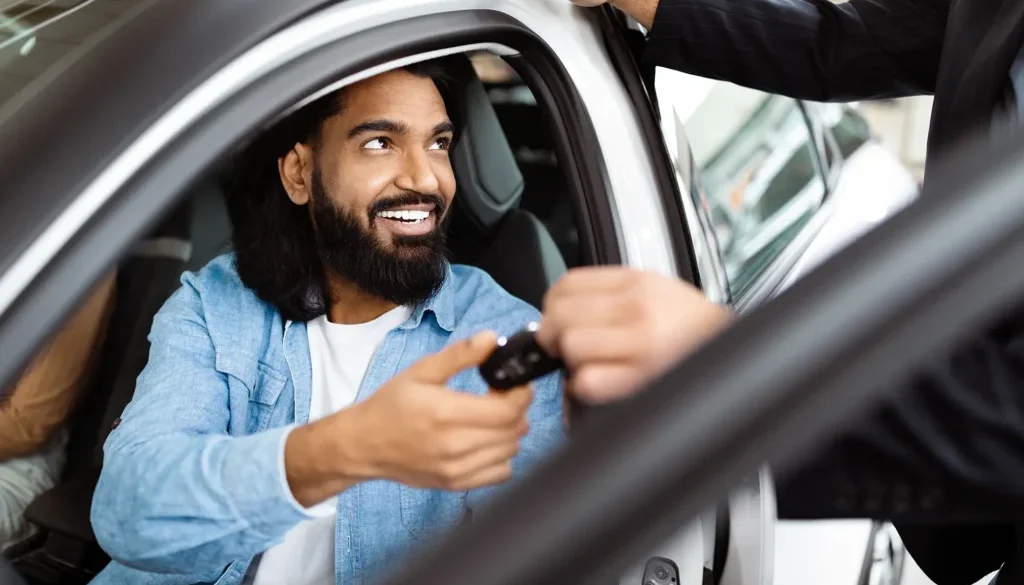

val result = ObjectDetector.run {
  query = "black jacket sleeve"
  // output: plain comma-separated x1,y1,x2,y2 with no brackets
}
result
643,0,948,101
777,312,1024,521
775,314,1024,583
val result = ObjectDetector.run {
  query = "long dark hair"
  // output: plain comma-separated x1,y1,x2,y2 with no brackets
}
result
225,57,465,322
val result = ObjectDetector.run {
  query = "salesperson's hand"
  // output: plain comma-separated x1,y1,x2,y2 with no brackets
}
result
537,267,734,404
568,0,658,30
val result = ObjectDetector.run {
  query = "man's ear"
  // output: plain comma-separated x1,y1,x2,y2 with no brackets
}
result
278,143,315,205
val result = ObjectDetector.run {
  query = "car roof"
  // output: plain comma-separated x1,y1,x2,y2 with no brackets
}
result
0,0,332,294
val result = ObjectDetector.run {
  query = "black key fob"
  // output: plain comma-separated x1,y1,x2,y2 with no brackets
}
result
479,322,564,390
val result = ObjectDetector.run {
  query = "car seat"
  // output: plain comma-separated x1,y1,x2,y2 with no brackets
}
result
12,200,199,583
445,56,568,310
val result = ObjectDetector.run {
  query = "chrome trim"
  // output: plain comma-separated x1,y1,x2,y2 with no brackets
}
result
0,0,676,319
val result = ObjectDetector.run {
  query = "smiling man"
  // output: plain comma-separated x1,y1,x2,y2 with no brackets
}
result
88,57,564,585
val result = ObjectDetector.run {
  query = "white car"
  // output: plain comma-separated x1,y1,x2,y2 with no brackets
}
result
657,71,919,585
0,2,919,585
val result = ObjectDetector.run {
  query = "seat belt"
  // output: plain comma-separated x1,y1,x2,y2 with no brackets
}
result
240,553,263,585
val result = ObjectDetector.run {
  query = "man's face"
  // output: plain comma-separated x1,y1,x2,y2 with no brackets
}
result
279,69,457,306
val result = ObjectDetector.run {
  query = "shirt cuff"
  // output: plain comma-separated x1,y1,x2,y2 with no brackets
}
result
277,425,337,519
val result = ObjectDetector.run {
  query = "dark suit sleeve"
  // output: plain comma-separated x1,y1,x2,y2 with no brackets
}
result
644,0,948,101
775,317,1024,583
777,314,1024,521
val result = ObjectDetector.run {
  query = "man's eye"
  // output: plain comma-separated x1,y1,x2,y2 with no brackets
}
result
363,137,390,150
429,137,452,151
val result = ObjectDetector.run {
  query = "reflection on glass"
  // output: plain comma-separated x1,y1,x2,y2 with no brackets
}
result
0,0,124,114
676,81,825,297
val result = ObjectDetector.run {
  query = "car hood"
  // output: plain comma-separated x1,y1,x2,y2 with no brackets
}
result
777,141,920,292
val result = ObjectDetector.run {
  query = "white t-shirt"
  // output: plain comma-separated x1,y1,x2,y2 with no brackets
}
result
253,306,412,585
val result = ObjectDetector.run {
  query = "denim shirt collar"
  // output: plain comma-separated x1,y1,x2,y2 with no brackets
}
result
285,263,457,333
399,263,456,333
281,264,457,425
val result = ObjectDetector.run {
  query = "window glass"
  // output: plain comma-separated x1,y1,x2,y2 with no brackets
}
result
0,0,130,114
808,101,873,176
828,105,873,160
653,67,826,298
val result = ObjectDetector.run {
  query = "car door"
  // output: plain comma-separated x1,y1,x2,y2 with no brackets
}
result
369,91,1024,585
0,1,701,583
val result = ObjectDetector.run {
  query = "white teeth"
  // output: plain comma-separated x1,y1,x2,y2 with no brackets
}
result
377,209,430,222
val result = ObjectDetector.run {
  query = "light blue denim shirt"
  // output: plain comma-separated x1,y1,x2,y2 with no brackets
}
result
88,254,565,585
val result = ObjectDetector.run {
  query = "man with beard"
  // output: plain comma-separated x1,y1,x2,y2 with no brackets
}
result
88,58,564,585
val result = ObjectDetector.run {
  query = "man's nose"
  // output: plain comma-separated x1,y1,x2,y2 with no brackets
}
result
395,149,441,194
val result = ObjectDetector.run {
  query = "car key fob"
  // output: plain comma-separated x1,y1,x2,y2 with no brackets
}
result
479,322,564,390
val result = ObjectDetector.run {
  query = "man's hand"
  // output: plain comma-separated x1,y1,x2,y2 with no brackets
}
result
569,0,657,30
538,267,734,405
286,332,532,507
349,332,533,489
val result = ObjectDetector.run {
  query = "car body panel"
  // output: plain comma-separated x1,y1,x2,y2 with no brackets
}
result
778,140,920,292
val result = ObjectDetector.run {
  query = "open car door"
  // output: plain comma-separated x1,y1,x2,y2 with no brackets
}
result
375,118,1024,585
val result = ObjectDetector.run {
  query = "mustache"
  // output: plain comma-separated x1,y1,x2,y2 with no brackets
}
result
368,192,448,218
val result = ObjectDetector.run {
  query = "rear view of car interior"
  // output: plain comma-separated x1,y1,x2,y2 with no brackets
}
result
3,50,586,584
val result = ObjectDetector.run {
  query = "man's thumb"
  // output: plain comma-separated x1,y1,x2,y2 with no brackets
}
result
406,331,499,383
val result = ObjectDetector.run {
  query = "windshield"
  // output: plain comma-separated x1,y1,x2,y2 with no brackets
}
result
0,0,130,115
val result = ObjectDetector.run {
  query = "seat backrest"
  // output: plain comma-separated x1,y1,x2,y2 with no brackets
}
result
63,203,194,477
446,56,567,309
186,178,233,273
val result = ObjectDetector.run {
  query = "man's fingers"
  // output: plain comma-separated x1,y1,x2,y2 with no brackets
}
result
489,384,534,412
538,267,639,352
569,364,650,405
431,387,532,428
406,331,499,384
557,326,644,370
445,442,521,489
546,266,636,300
435,425,527,459
449,462,515,490
537,294,634,354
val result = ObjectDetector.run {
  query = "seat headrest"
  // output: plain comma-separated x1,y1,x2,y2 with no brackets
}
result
449,56,525,231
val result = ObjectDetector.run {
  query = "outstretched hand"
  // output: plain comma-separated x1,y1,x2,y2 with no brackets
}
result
350,332,533,491
286,332,534,507
537,267,734,404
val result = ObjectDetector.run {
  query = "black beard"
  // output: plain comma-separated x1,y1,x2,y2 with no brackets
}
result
309,168,450,307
